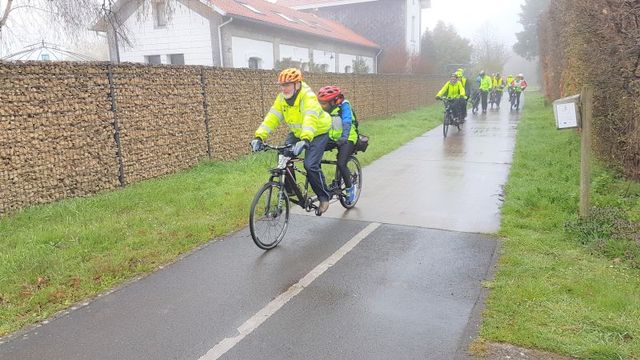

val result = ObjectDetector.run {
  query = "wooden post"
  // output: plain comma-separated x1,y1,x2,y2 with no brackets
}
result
580,86,593,217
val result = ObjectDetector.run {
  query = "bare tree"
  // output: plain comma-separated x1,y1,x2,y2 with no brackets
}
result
0,0,173,58
352,57,369,74
1,0,101,38
471,25,510,75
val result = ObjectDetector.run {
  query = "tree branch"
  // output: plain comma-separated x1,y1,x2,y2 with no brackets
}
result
8,4,58,16
0,0,15,29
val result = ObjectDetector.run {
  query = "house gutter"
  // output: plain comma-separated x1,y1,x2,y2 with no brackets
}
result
218,17,233,67
374,48,383,73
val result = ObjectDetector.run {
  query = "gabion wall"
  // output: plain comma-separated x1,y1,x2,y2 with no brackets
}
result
0,61,445,214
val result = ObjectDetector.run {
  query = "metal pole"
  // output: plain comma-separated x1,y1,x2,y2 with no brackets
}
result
113,28,120,63
107,64,126,186
200,68,212,158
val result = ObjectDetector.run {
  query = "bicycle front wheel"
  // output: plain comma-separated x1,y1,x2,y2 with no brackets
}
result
339,156,362,209
443,113,450,137
249,182,290,250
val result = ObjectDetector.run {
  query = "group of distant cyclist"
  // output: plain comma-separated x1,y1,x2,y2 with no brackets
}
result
435,69,528,124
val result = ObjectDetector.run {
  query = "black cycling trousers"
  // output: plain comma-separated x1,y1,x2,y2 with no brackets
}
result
481,91,489,111
325,139,355,188
286,132,331,202
496,91,503,105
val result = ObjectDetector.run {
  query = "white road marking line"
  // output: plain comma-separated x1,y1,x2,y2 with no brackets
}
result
198,222,381,360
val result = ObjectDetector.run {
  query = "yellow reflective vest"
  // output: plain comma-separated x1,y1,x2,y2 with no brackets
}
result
255,81,331,142
328,101,358,143
436,80,466,99
480,75,493,91
493,77,505,91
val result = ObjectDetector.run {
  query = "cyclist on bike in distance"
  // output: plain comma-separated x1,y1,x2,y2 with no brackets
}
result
435,73,467,121
455,68,470,120
511,73,528,110
506,74,515,100
317,85,358,205
251,68,333,214
493,73,505,109
478,70,493,113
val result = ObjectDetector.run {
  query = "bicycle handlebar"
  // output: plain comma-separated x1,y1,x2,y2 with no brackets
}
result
261,143,293,151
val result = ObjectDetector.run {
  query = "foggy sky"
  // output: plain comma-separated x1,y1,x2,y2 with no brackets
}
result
421,0,539,85
421,0,526,47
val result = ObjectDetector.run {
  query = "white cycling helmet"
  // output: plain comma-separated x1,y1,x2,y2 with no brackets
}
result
518,73,524,77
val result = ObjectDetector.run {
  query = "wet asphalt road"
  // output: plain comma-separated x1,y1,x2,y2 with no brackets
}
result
311,100,520,233
0,98,521,359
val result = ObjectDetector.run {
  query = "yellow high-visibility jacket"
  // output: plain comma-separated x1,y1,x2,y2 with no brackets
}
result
255,82,331,141
436,81,466,99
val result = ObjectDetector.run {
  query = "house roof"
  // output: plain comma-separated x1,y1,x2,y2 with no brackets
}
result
208,0,379,48
92,0,378,49
275,0,379,10
276,0,431,10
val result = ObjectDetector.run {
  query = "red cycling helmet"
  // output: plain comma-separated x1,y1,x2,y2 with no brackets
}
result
317,85,344,104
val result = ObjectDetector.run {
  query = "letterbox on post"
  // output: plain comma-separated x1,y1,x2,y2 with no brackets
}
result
552,89,593,218
553,94,581,129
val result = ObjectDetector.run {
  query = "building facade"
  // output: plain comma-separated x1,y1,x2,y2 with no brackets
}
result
278,0,430,71
93,0,380,73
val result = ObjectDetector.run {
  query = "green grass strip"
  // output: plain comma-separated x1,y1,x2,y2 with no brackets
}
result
480,92,640,359
0,104,443,337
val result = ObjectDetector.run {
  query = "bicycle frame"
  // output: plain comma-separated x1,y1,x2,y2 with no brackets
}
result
442,99,458,123
262,144,347,213
265,153,314,210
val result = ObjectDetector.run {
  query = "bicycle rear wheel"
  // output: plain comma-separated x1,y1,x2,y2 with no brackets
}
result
249,182,289,250
339,156,362,209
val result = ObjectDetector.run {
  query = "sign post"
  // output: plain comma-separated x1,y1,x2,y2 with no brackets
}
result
553,87,592,218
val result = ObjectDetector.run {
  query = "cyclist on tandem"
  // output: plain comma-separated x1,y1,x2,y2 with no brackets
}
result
248,68,363,250
251,68,333,215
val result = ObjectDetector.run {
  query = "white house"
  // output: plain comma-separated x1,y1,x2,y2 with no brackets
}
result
93,0,381,73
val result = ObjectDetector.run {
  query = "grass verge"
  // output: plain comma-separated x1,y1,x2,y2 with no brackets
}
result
479,92,640,359
0,104,443,337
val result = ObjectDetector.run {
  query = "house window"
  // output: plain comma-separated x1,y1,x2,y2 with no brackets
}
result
41,53,50,61
154,1,168,27
145,55,161,64
169,54,184,65
248,57,262,69
344,65,352,73
321,64,329,72
238,2,263,14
